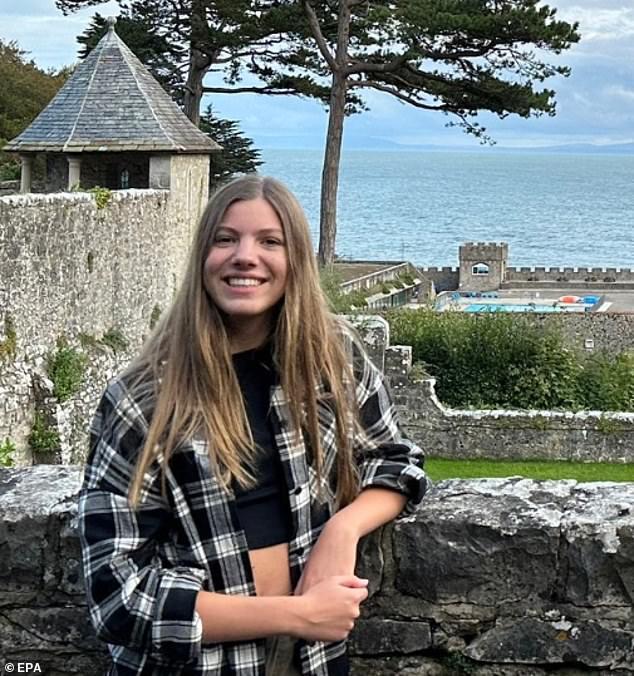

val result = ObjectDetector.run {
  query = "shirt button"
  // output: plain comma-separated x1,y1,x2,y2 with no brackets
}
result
294,486,302,495
296,547,304,556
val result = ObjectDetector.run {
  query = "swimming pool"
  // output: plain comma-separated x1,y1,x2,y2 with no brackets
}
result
464,303,584,313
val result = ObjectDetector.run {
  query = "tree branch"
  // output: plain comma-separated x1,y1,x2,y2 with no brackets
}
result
302,0,337,72
202,85,297,95
347,54,409,75
350,81,447,111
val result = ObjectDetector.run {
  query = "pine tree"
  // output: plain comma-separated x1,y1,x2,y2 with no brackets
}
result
199,105,263,186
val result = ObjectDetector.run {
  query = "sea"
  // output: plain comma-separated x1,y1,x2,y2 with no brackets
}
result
260,149,634,269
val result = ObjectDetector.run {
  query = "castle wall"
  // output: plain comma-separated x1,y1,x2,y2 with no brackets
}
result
1,465,632,675
0,163,209,461
505,265,634,285
0,190,177,351
417,266,459,292
393,378,634,464
526,312,634,354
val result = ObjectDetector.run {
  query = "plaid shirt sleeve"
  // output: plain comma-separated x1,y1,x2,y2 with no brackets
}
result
77,379,206,665
351,337,431,515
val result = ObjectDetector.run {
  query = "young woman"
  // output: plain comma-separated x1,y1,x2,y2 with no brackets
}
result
78,175,429,676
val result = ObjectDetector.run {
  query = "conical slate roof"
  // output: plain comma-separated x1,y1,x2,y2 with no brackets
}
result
5,18,219,154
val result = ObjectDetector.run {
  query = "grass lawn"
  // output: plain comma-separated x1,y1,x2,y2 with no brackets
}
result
426,457,634,482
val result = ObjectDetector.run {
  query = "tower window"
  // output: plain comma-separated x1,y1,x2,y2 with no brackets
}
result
472,263,490,276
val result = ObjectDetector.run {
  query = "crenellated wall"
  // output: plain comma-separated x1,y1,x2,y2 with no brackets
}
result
505,265,634,285
417,265,460,292
1,466,632,675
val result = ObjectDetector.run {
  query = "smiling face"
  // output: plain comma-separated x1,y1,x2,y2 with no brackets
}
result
203,197,289,350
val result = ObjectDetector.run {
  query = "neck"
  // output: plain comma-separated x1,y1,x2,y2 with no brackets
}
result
226,316,272,354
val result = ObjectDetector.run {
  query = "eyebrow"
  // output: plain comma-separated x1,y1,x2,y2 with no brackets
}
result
216,226,284,235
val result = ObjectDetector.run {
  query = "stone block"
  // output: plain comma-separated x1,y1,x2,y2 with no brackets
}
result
350,619,432,655
464,617,633,668
393,479,567,606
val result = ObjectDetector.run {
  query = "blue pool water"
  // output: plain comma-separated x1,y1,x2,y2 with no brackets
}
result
464,304,583,313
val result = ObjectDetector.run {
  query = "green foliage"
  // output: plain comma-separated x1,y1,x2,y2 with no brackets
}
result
399,271,415,286
386,309,633,412
150,305,162,330
89,186,112,209
426,458,634,483
578,352,634,412
0,158,20,180
0,39,70,176
47,341,87,402
200,105,263,187
101,328,129,353
78,332,98,348
596,415,626,436
320,268,369,313
0,438,16,468
29,412,60,454
0,314,17,362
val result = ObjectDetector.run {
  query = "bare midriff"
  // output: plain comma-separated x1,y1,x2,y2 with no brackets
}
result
249,542,293,596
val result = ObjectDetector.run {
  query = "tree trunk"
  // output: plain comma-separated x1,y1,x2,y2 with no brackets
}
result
182,0,212,125
318,71,348,267
317,0,351,267
183,48,211,125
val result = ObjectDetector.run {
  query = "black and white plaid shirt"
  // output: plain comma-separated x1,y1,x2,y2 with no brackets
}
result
78,336,429,675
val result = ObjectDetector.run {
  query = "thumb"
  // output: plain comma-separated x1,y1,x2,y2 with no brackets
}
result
337,575,369,588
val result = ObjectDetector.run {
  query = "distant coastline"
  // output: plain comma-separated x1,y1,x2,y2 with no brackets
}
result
260,140,634,155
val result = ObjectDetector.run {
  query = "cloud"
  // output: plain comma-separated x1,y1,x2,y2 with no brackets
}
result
555,3,634,41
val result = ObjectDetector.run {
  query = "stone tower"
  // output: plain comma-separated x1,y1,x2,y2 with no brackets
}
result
459,242,509,292
5,17,219,197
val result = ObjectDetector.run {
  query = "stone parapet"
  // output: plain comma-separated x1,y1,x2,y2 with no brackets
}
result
392,378,634,464
1,467,632,674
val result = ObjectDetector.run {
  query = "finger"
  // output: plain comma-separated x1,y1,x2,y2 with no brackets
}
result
336,575,369,588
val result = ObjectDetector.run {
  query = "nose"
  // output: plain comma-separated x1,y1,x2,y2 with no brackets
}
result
231,237,257,266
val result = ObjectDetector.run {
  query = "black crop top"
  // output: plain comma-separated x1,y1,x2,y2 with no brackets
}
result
232,344,293,550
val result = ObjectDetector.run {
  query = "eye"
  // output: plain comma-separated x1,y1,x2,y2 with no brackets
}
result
263,236,285,247
213,233,235,246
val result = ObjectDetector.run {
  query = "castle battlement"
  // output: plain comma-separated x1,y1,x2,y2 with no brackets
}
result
459,241,509,262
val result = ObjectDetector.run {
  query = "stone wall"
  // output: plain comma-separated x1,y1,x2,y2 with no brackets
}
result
393,378,634,464
1,466,632,675
0,190,177,351
0,159,212,464
418,266,460,292
526,312,634,354
352,316,634,465
506,265,634,285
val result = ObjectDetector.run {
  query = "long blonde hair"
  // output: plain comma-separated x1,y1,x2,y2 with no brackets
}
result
126,175,359,508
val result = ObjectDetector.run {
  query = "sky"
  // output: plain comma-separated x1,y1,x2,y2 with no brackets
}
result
1,0,633,150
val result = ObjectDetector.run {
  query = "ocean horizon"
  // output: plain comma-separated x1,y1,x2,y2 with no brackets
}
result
260,148,634,269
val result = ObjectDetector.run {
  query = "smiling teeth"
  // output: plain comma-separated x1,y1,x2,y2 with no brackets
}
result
227,278,262,286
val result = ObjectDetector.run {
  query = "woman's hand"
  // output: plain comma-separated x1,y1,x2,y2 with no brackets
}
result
292,575,368,642
294,514,360,595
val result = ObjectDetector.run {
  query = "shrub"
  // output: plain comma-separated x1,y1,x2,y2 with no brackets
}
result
578,352,634,412
0,438,16,467
100,328,129,352
0,314,17,361
29,412,60,454
386,309,584,410
47,342,87,402
320,269,368,313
